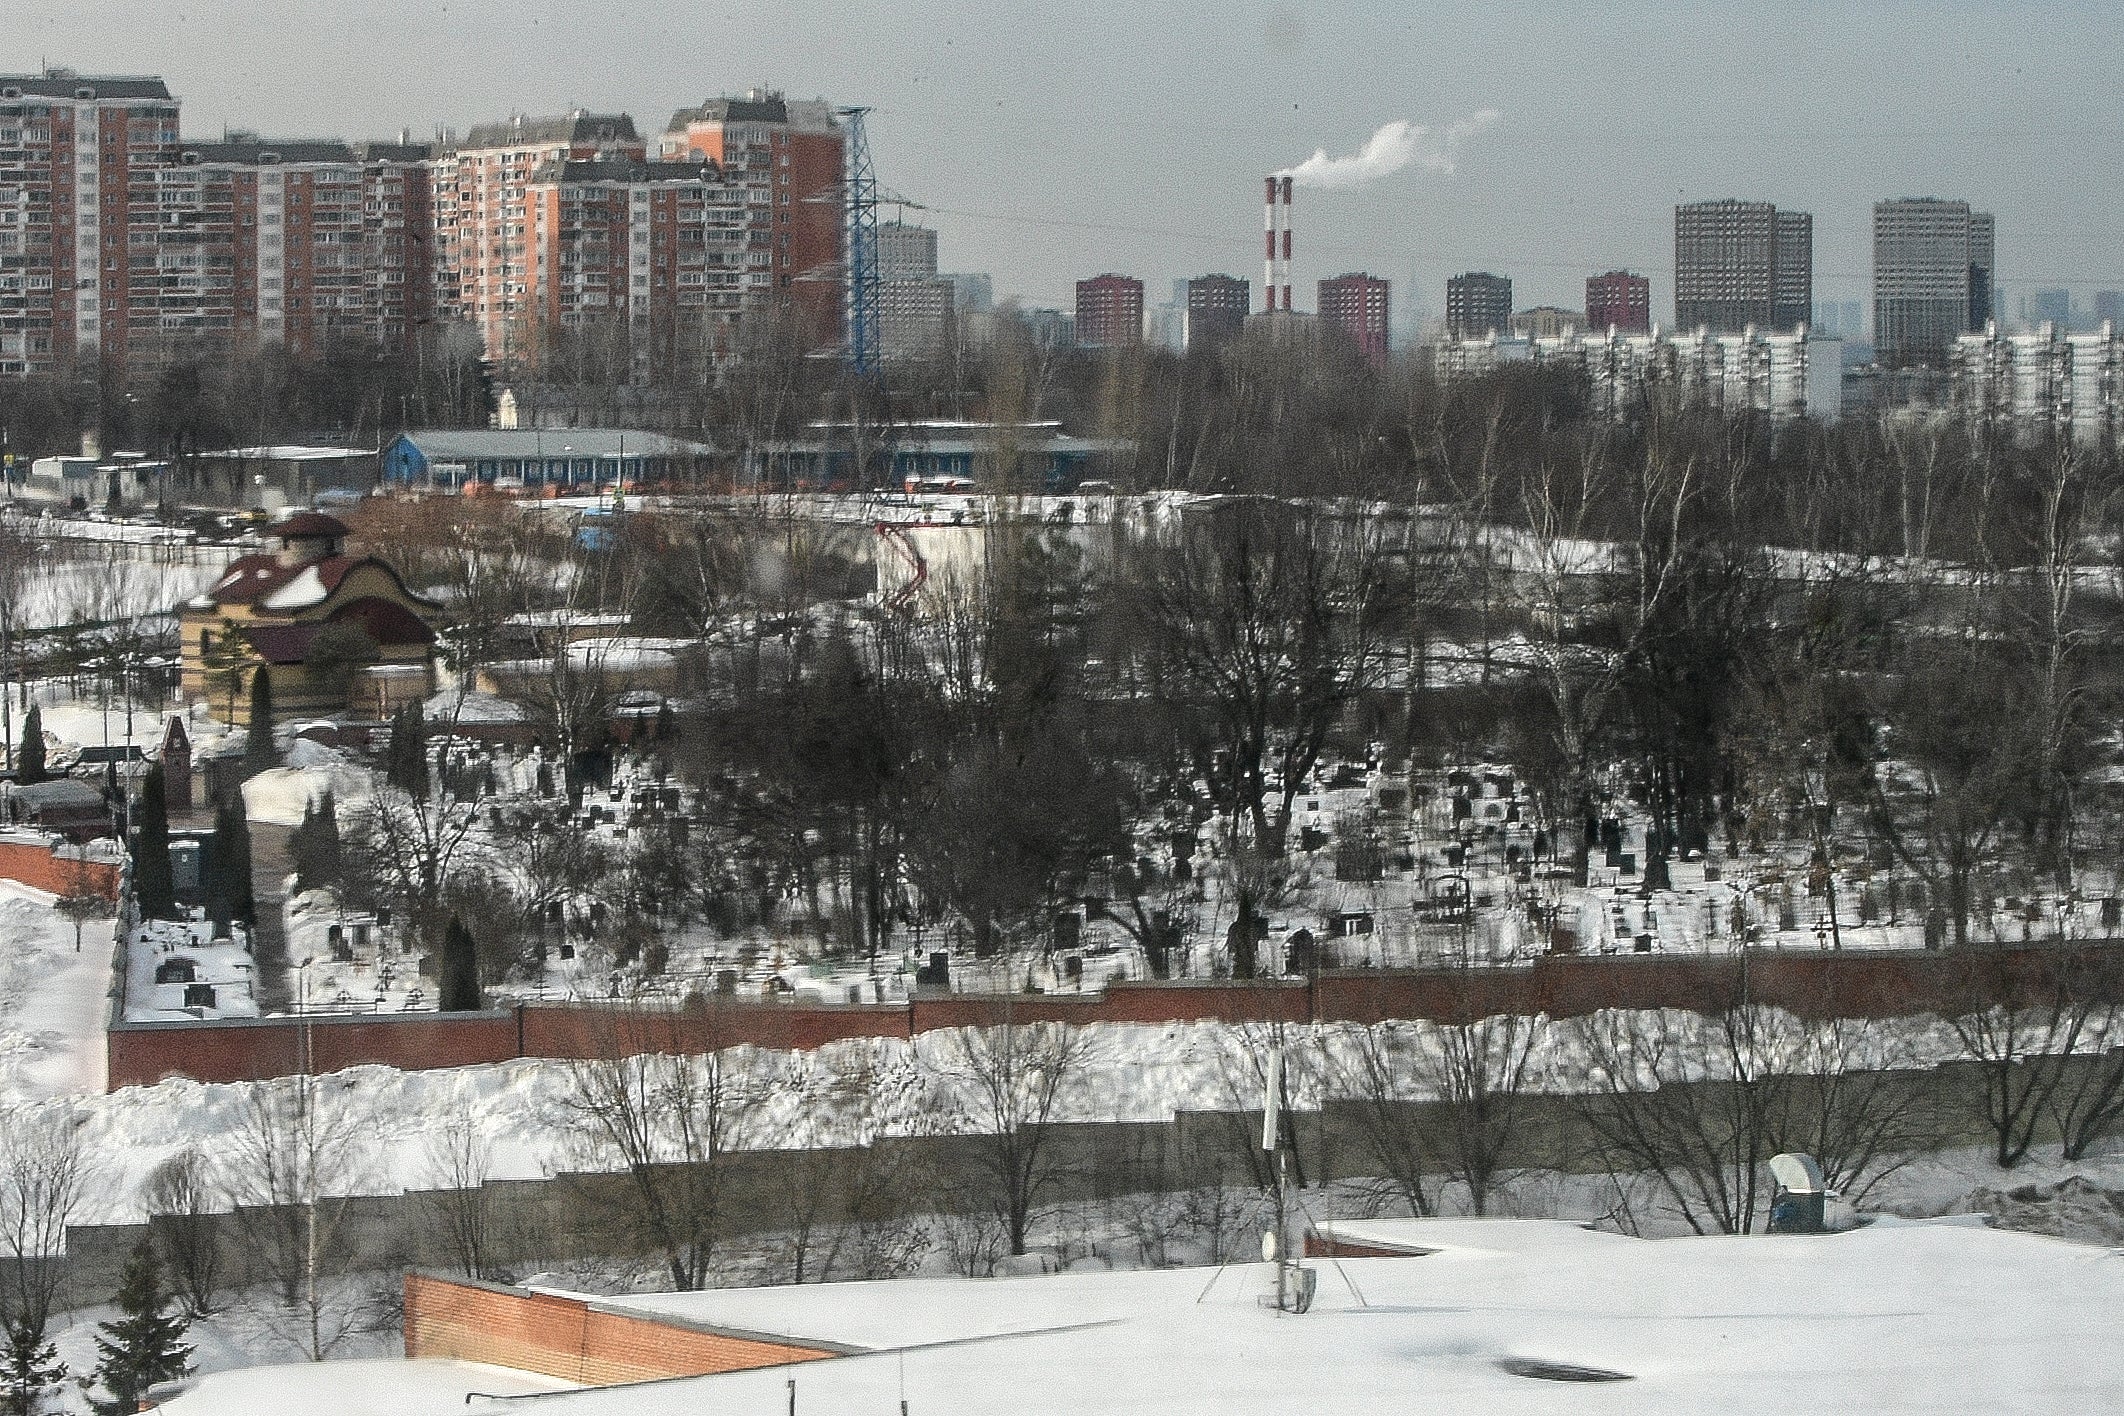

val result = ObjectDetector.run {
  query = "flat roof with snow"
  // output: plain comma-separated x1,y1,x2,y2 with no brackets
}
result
164,1217,2124,1415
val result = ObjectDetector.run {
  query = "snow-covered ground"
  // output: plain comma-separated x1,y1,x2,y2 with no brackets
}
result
26,1008,2033,1228
125,916,260,1022
0,883,112,1101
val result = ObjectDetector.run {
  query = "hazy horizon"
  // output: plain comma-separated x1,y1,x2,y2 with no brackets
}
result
10,0,2122,327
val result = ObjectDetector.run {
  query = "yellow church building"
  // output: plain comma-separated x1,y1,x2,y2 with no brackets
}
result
179,512,437,726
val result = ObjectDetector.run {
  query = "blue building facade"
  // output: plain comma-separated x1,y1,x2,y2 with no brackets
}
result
380,429,715,491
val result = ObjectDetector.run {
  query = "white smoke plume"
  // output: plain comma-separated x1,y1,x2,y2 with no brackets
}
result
1279,109,1502,189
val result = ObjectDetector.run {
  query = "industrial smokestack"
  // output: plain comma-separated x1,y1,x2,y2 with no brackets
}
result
1263,176,1278,314
1279,175,1294,312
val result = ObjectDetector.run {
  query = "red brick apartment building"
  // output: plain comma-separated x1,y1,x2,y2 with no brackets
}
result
656,91,845,343
1075,273,1144,347
0,70,178,373
1317,271,1390,367
156,137,434,357
431,111,646,363
1585,269,1652,334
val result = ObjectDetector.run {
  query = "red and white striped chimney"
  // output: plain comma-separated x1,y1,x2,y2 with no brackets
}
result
1279,174,1294,312
1263,176,1279,314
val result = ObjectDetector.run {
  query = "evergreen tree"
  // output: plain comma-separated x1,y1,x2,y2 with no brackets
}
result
388,700,429,799
14,703,44,785
290,792,343,896
205,800,255,931
132,765,177,921
242,671,279,777
91,1239,192,1416
0,1320,62,1416
438,916,481,1011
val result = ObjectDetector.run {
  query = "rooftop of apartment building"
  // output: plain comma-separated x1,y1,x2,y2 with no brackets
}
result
460,110,639,151
0,67,172,100
177,135,424,166
663,89,836,132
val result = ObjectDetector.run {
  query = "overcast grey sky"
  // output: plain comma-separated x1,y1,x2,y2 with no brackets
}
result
10,1,2122,324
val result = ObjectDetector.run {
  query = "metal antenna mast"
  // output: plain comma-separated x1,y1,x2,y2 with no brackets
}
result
839,106,882,376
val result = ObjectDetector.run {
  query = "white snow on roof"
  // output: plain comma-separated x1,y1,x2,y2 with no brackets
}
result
259,563,329,610
193,445,375,461
160,1358,569,1416
174,1218,2124,1416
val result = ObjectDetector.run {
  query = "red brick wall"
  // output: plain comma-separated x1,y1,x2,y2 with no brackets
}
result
403,1273,835,1385
0,842,119,900
520,1000,909,1060
103,945,2124,1091
106,1012,520,1089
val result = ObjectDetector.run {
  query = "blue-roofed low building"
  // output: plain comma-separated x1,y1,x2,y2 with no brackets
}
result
381,429,717,493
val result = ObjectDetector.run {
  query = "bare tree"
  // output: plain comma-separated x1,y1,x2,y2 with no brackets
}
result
1411,1007,1546,1216
143,1148,223,1317
53,854,112,954
421,1100,496,1281
928,1019,1089,1256
223,1075,371,1360
1568,1005,1776,1235
559,1009,767,1291
1572,988,1945,1233
749,1059,926,1286
1946,950,2123,1168
0,1105,88,1353
1141,500,1397,861
1326,1020,1433,1217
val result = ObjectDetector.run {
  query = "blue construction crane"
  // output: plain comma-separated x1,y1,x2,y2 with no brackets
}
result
839,106,882,376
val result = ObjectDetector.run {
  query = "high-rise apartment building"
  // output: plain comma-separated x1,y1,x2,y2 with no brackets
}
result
433,111,645,362
877,220,937,281
1075,274,1143,347
2029,288,2071,329
1185,274,1249,350
657,92,844,341
1873,198,1993,367
874,221,951,360
943,272,993,316
0,69,179,374
2097,291,2124,329
153,137,434,358
0,73,847,378
523,157,770,372
1673,200,1811,333
1318,272,1389,366
1445,272,1511,338
1585,270,1651,333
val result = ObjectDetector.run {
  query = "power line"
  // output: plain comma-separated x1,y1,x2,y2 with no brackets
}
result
922,202,2124,287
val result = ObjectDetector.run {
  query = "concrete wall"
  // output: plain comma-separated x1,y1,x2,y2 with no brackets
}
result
105,943,2124,1090
41,1047,2124,1318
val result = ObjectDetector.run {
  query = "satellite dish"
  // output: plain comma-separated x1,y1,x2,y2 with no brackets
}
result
1261,1230,1279,1262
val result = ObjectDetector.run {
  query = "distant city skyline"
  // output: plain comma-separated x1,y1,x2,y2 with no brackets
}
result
7,2,2124,323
